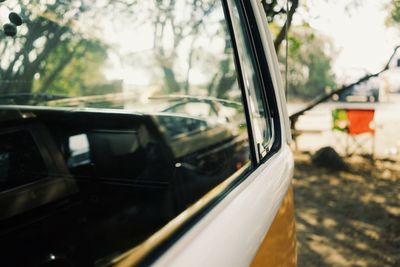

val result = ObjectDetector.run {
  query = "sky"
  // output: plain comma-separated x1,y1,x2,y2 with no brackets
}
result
302,0,400,83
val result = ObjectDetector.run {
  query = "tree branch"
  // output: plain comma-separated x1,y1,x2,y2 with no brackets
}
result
273,0,299,53
39,47,77,93
289,45,400,129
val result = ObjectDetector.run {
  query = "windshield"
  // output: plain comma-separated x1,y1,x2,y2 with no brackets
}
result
0,0,240,109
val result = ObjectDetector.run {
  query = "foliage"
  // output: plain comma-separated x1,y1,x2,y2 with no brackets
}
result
264,0,338,101
143,0,221,94
261,0,299,52
0,0,125,97
281,26,337,101
387,0,400,24
0,0,334,103
35,39,108,96
145,0,300,97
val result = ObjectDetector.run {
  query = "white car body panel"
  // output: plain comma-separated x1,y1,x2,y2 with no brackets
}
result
153,145,293,267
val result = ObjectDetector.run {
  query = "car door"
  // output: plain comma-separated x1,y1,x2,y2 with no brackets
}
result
113,0,295,266
0,0,294,266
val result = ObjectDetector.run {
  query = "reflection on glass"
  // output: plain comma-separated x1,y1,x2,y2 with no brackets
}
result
0,0,239,105
68,134,90,167
0,1,252,266
0,131,47,190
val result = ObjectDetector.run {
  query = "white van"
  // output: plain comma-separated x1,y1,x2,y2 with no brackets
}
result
0,0,295,266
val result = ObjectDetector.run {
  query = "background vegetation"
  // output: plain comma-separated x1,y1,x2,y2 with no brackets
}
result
0,0,397,102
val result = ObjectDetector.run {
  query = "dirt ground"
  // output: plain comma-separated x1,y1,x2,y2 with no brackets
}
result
293,152,400,267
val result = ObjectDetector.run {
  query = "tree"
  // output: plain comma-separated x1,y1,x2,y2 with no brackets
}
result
149,0,219,93
282,26,336,101
121,0,301,98
261,0,299,53
146,0,302,97
0,0,129,97
119,0,237,98
262,0,339,101
35,39,108,96
388,0,400,24
0,0,304,101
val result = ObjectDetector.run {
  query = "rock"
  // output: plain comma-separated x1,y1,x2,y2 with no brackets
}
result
311,146,348,171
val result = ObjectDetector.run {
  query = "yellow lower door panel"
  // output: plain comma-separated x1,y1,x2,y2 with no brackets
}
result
250,186,297,267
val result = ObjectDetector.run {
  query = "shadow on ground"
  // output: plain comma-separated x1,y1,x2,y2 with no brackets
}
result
294,153,400,267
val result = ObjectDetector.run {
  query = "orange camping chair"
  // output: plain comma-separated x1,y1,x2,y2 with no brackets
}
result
332,108,375,157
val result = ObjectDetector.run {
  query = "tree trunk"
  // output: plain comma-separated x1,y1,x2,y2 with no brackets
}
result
273,0,299,53
162,65,180,93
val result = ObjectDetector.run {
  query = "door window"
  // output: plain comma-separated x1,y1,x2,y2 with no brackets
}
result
0,131,47,191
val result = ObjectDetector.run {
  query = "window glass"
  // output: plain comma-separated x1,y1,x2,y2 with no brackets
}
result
0,131,47,191
228,0,273,158
0,1,251,265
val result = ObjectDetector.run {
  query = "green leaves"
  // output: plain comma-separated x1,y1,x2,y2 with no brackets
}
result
389,0,400,24
281,26,336,101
